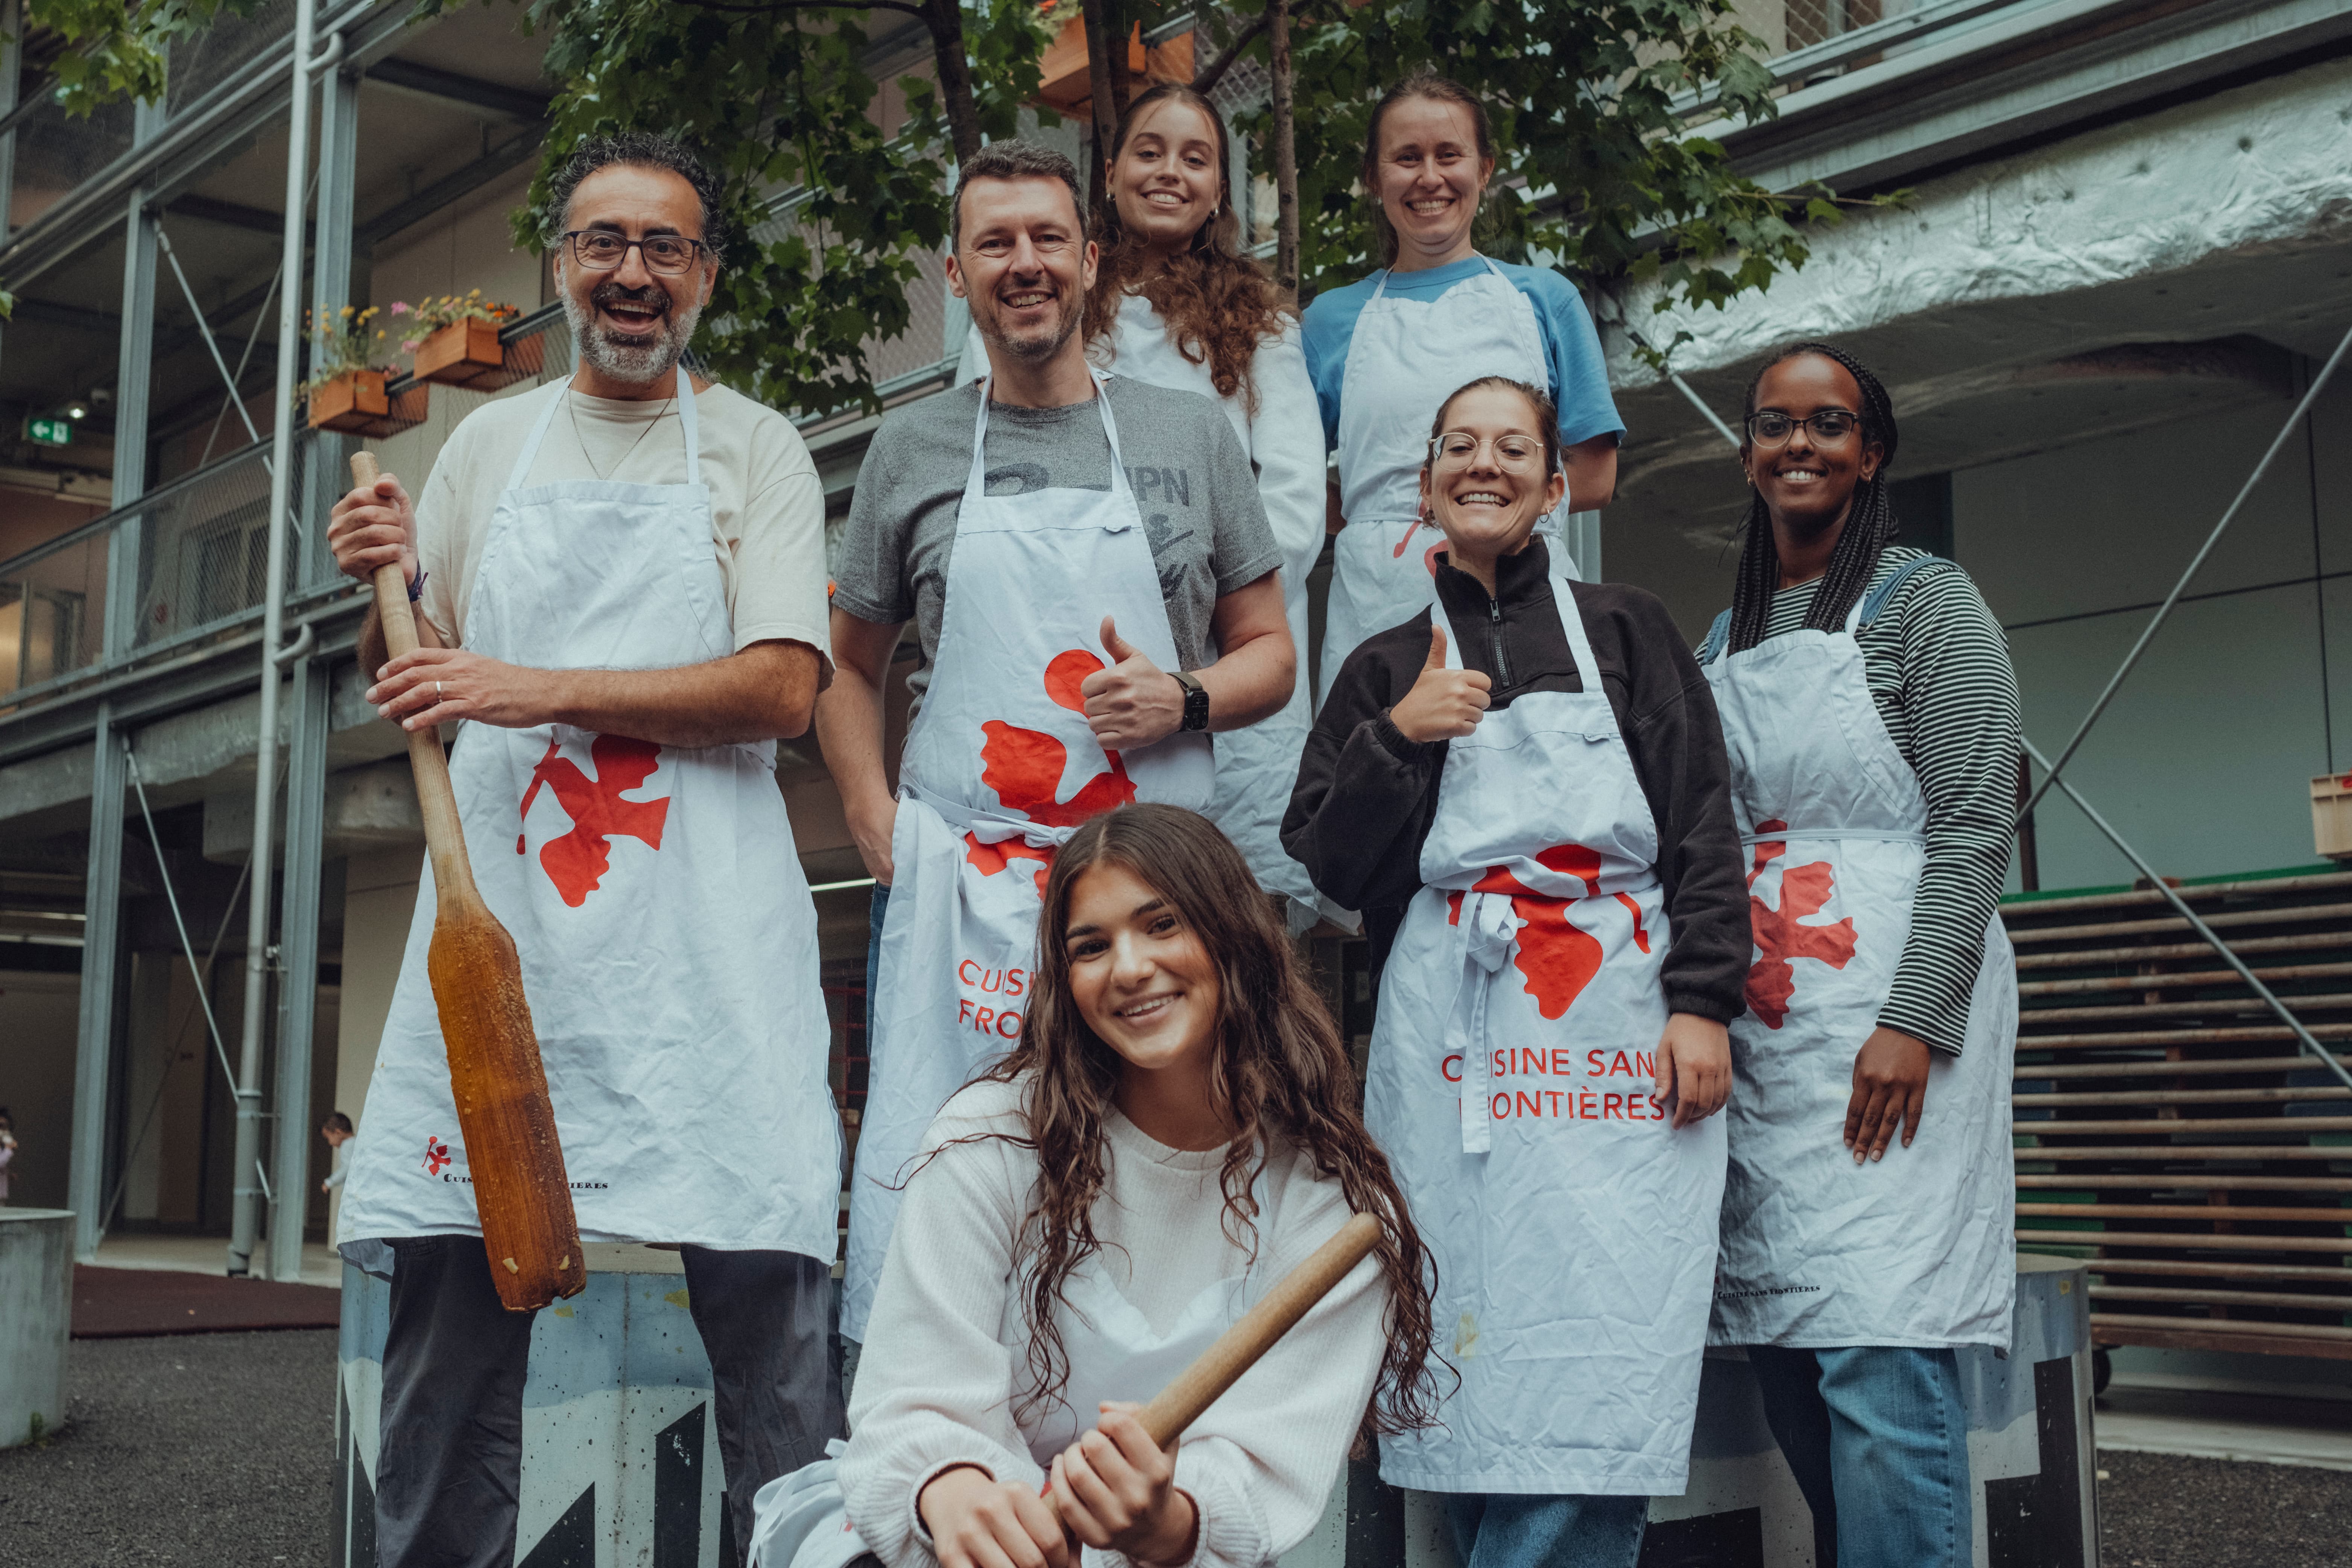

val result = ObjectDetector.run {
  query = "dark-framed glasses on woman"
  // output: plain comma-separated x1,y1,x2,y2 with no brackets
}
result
1430,431,1546,470
1745,409,1862,448
564,231,706,276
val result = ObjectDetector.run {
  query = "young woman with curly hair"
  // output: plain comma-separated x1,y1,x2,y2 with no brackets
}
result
959,86,1327,930
752,805,1437,1568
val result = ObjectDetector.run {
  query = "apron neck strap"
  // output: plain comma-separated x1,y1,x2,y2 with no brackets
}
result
1427,547,1593,676
507,382,570,492
1371,252,1502,303
965,370,1128,501
514,368,704,491
675,369,702,487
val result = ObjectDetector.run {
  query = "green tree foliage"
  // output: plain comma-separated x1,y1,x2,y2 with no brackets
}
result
454,0,1055,415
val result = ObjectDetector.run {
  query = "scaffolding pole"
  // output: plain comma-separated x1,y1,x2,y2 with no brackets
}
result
228,0,318,1280
2018,321,2352,822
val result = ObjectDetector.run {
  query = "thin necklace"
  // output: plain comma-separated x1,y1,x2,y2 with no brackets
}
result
569,380,674,482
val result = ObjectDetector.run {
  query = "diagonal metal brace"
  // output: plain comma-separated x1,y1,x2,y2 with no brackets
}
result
2020,320,2352,823
2020,737,2352,1093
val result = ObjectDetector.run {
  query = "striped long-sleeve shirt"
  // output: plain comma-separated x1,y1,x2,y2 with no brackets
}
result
1747,547,2021,1056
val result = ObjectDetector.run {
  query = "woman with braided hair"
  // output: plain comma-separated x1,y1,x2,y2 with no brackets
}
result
1696,343,2021,1568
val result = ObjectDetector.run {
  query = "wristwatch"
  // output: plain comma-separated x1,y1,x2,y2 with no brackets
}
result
1171,669,1211,732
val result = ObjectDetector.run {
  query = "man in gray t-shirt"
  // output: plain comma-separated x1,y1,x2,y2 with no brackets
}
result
817,142,1298,1357
831,375,1282,720
815,141,1293,893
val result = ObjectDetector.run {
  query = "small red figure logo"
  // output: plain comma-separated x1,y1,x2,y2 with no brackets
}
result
1743,819,1859,1028
1446,844,1651,1018
517,735,672,907
422,1136,452,1176
967,650,1140,894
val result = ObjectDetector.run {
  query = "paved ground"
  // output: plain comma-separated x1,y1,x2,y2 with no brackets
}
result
0,1329,335,1566
2097,1448,2352,1568
4,1329,2347,1565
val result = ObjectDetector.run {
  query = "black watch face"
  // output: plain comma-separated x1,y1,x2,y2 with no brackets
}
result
1185,685,1210,730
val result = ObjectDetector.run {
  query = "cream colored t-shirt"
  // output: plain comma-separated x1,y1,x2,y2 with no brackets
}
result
413,378,831,670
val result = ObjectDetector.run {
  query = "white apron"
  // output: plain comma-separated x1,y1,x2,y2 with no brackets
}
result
755,1176,1272,1568
335,376,842,1261
1701,561,2017,1349
841,377,1215,1340
1366,561,1726,1495
1322,258,1568,706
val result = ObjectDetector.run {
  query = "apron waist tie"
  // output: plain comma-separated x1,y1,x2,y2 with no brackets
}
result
1446,890,1521,1155
1738,826,1925,846
904,782,1082,852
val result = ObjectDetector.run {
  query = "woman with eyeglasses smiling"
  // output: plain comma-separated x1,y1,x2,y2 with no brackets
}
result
1284,376,1748,1568
1696,342,2021,1568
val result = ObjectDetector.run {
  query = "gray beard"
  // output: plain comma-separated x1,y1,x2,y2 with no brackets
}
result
562,289,702,386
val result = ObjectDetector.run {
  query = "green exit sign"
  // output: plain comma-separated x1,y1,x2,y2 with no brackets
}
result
26,416,71,447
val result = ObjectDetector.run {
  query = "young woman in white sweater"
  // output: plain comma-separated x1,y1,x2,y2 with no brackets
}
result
804,804,1437,1568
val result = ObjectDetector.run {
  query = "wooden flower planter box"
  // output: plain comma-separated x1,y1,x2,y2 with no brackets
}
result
307,369,389,432
306,371,429,438
414,319,543,392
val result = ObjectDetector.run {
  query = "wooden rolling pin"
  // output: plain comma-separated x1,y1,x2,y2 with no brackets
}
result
351,450,583,1311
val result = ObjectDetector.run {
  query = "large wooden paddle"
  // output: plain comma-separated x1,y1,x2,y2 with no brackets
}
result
352,450,583,1311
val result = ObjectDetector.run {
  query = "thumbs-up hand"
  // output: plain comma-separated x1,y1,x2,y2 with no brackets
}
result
1388,623,1491,742
1080,615,1188,750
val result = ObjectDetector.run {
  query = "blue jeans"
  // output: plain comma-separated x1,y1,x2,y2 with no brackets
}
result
1746,1345,1972,1568
1443,1492,1649,1568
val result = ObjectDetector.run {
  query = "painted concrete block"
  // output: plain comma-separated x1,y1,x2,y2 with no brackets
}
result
0,1208,72,1449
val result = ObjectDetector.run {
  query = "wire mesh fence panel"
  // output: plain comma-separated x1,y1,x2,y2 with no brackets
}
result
7,92,136,233
1780,0,1921,53
0,539,104,703
166,0,296,117
128,445,280,654
863,247,950,389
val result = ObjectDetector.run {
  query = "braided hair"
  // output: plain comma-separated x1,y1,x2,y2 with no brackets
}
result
1725,341,1900,654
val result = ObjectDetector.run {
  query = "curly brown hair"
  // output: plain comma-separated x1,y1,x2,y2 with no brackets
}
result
963,804,1441,1437
1084,85,1291,416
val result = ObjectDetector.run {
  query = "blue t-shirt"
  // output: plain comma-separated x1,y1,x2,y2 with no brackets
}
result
1300,256,1624,452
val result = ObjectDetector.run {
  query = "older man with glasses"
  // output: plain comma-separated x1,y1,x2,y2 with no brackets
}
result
325,131,844,1568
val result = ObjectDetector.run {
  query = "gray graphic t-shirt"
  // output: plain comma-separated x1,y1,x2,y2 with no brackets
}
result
831,375,1284,719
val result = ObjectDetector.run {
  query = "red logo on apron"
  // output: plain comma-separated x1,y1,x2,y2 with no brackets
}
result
1446,844,1653,1019
1743,821,1858,1028
421,1136,452,1175
966,650,1141,891
517,735,672,907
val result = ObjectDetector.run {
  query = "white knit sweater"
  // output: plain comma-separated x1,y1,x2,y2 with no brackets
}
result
837,1076,1390,1568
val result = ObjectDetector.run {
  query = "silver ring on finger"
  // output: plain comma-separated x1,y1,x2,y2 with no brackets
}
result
436,681,445,698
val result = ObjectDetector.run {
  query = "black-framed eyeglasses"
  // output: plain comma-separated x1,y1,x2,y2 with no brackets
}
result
1746,408,1863,447
562,230,708,276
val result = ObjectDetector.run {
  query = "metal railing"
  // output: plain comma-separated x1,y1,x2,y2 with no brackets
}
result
0,435,345,709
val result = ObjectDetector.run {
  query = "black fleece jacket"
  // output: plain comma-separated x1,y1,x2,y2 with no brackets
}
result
1282,539,1750,1021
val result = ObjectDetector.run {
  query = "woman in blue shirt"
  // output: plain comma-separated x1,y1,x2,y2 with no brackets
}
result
1302,69,1624,705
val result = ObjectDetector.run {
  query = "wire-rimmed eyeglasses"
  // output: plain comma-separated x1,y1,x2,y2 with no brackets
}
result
1745,409,1863,448
561,230,709,276
1428,431,1548,471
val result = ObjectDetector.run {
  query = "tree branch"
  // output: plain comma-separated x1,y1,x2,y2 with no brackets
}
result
673,0,925,15
1188,10,1268,98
